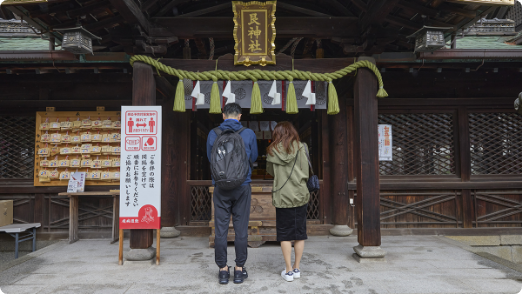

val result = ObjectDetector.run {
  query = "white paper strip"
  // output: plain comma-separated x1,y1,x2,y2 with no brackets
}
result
268,80,281,105
191,81,201,100
303,80,316,106
223,81,236,104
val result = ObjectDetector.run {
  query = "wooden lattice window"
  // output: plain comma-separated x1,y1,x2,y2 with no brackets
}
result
307,190,320,219
378,113,456,175
191,186,212,221
0,116,35,179
469,112,522,175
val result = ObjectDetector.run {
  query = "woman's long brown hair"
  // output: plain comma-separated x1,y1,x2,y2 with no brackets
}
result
267,121,300,156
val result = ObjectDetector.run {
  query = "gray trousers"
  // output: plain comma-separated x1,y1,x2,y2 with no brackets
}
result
213,184,251,268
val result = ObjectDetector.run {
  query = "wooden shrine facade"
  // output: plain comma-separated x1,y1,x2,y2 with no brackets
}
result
1,52,522,239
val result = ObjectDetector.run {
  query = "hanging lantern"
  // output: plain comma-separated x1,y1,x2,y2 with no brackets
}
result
56,26,101,55
407,26,452,53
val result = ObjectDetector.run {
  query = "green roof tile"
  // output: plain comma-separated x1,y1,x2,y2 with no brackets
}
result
0,37,51,50
456,36,517,50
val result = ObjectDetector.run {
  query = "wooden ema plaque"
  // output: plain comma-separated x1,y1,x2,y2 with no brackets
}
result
34,111,121,186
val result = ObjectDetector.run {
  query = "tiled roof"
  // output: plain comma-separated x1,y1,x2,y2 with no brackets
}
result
455,36,516,49
0,37,50,50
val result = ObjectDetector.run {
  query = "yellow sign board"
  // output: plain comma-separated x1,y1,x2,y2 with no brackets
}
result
233,1,276,66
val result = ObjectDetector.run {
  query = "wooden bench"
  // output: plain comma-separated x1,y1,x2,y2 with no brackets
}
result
0,223,41,259
58,191,119,244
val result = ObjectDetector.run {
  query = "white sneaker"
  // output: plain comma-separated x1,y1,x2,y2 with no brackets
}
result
281,269,294,282
293,269,301,279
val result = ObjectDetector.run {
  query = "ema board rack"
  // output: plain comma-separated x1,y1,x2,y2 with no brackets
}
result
34,111,121,186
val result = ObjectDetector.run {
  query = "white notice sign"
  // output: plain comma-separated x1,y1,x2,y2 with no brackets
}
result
378,124,392,161
67,172,86,193
120,106,162,229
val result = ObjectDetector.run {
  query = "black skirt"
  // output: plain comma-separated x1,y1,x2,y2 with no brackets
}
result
276,204,308,242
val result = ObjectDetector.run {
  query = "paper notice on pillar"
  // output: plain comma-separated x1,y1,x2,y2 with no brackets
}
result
230,81,252,109
378,124,392,161
192,81,224,109
259,81,282,109
284,81,327,109
120,106,162,229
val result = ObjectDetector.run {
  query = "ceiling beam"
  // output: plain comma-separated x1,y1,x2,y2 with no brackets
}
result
155,0,191,17
321,0,356,16
152,17,358,39
360,0,401,30
109,0,151,33
396,0,439,18
384,15,419,30
350,0,368,12
158,54,357,72
277,2,331,17
438,3,477,19
177,2,232,17
84,15,124,32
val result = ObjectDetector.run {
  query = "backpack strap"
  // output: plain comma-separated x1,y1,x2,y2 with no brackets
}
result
235,127,247,134
213,127,223,136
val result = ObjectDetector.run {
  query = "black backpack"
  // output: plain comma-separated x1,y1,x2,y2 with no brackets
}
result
210,127,252,190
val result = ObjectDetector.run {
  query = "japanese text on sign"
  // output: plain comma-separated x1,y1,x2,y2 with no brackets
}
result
120,106,162,229
378,124,393,161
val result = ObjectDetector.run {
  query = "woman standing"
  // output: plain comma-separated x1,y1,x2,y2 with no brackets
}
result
266,122,310,282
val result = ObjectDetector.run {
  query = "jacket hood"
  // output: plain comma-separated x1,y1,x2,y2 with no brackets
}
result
219,119,244,132
267,141,302,164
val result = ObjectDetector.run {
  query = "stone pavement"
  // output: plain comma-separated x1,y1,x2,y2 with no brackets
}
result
0,235,522,294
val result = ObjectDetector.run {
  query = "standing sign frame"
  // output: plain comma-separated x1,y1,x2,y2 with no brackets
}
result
118,106,162,265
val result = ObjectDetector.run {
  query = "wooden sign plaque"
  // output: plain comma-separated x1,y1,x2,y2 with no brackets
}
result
233,1,277,66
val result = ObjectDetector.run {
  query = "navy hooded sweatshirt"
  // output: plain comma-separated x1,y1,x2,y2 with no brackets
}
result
206,119,258,186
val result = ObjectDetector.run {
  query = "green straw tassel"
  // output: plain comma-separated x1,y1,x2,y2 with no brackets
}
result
172,80,186,112
327,81,340,115
250,81,263,114
376,86,388,98
209,82,221,114
286,81,298,114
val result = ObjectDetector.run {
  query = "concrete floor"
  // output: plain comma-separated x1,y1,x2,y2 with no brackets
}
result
0,235,521,294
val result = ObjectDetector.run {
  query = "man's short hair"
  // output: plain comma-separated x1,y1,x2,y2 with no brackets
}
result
223,103,242,117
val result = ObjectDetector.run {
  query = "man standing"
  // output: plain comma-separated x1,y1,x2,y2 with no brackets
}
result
207,103,258,285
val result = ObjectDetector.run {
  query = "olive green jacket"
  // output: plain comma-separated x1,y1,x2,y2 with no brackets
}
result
266,141,310,208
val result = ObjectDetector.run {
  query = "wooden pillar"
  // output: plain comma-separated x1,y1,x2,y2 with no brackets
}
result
330,95,349,227
163,100,189,226
320,111,332,224
130,62,155,249
456,107,473,228
354,57,381,247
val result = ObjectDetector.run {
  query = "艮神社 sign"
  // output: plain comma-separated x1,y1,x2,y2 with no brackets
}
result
378,124,392,161
120,106,162,229
232,1,276,66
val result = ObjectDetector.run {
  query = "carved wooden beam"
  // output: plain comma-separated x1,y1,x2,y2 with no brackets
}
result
109,0,152,33
152,17,358,39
